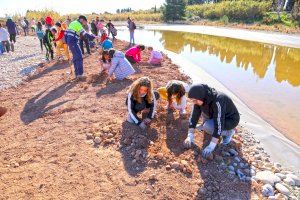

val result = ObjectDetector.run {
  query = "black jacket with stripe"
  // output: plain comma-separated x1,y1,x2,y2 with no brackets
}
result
126,92,157,125
188,84,240,138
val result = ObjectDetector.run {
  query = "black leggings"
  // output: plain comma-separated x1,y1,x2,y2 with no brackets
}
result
39,39,43,51
9,34,16,43
125,55,136,64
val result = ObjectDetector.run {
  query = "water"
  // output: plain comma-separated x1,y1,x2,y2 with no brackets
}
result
116,27,300,145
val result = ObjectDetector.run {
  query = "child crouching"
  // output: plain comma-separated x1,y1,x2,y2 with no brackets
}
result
126,77,160,130
158,80,190,115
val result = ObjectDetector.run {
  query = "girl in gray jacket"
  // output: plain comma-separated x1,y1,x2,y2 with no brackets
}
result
106,49,135,82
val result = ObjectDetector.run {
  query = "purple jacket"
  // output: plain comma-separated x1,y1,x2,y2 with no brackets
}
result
6,19,16,35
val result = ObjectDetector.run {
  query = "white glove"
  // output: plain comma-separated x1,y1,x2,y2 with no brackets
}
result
202,141,217,158
139,121,147,130
183,128,195,148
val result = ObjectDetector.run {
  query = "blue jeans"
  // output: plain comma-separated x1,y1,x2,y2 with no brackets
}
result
201,119,234,136
129,30,134,44
67,36,83,76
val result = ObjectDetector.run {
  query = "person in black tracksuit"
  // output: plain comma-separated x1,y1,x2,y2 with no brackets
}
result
126,77,159,130
184,84,240,158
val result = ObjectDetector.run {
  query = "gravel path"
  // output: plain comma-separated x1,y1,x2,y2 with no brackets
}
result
0,36,44,90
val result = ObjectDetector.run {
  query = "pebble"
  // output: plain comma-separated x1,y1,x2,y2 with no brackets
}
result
221,151,231,157
180,160,188,166
274,162,281,168
228,165,235,171
262,184,274,197
166,165,171,171
239,163,245,168
94,137,101,144
149,174,157,180
275,183,290,196
171,162,180,169
250,169,256,176
228,149,238,156
255,170,281,186
286,174,300,186
275,173,286,180
107,133,114,139
234,157,240,163
283,177,295,186
156,153,164,160
86,133,94,140
233,163,238,167
136,150,142,156
145,188,152,194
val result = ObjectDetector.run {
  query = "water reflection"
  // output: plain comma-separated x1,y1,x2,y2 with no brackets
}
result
158,30,300,87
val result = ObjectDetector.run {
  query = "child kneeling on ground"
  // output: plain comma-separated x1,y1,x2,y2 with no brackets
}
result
105,48,135,83
148,47,163,65
125,45,145,64
126,77,160,130
100,50,111,74
158,80,190,116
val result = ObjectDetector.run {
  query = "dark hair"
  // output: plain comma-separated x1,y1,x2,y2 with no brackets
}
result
138,45,145,51
101,50,111,63
0,23,2,27
78,15,87,21
108,49,116,58
166,81,186,103
55,22,61,27
51,27,57,33
37,22,42,30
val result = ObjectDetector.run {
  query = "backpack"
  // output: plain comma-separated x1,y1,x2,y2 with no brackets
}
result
36,29,44,40
132,22,136,30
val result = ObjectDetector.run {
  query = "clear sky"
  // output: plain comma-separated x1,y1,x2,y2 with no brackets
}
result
0,0,165,17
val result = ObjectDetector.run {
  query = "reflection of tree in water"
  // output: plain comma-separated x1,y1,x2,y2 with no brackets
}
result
158,30,300,87
159,31,186,53
275,47,300,87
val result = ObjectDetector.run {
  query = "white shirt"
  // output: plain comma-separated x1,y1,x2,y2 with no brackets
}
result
0,28,10,42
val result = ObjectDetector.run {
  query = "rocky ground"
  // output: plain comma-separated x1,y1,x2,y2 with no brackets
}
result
0,36,44,90
0,36,299,200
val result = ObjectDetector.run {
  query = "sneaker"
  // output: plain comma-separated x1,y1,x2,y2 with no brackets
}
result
221,129,235,145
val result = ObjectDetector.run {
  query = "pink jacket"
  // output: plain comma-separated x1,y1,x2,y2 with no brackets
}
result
125,46,141,63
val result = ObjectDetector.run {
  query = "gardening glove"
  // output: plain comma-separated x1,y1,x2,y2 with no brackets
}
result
202,141,217,158
183,128,195,148
139,121,147,130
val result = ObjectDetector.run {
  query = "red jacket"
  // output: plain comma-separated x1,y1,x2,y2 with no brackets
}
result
54,30,65,42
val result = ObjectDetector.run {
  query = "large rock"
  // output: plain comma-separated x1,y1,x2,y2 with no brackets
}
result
256,171,281,186
275,183,290,196
286,174,300,186
283,177,295,186
262,184,274,197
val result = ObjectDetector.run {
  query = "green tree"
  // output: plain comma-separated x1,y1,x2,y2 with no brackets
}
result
163,0,187,21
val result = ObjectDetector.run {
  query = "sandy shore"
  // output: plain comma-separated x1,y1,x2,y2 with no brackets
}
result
0,36,299,199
